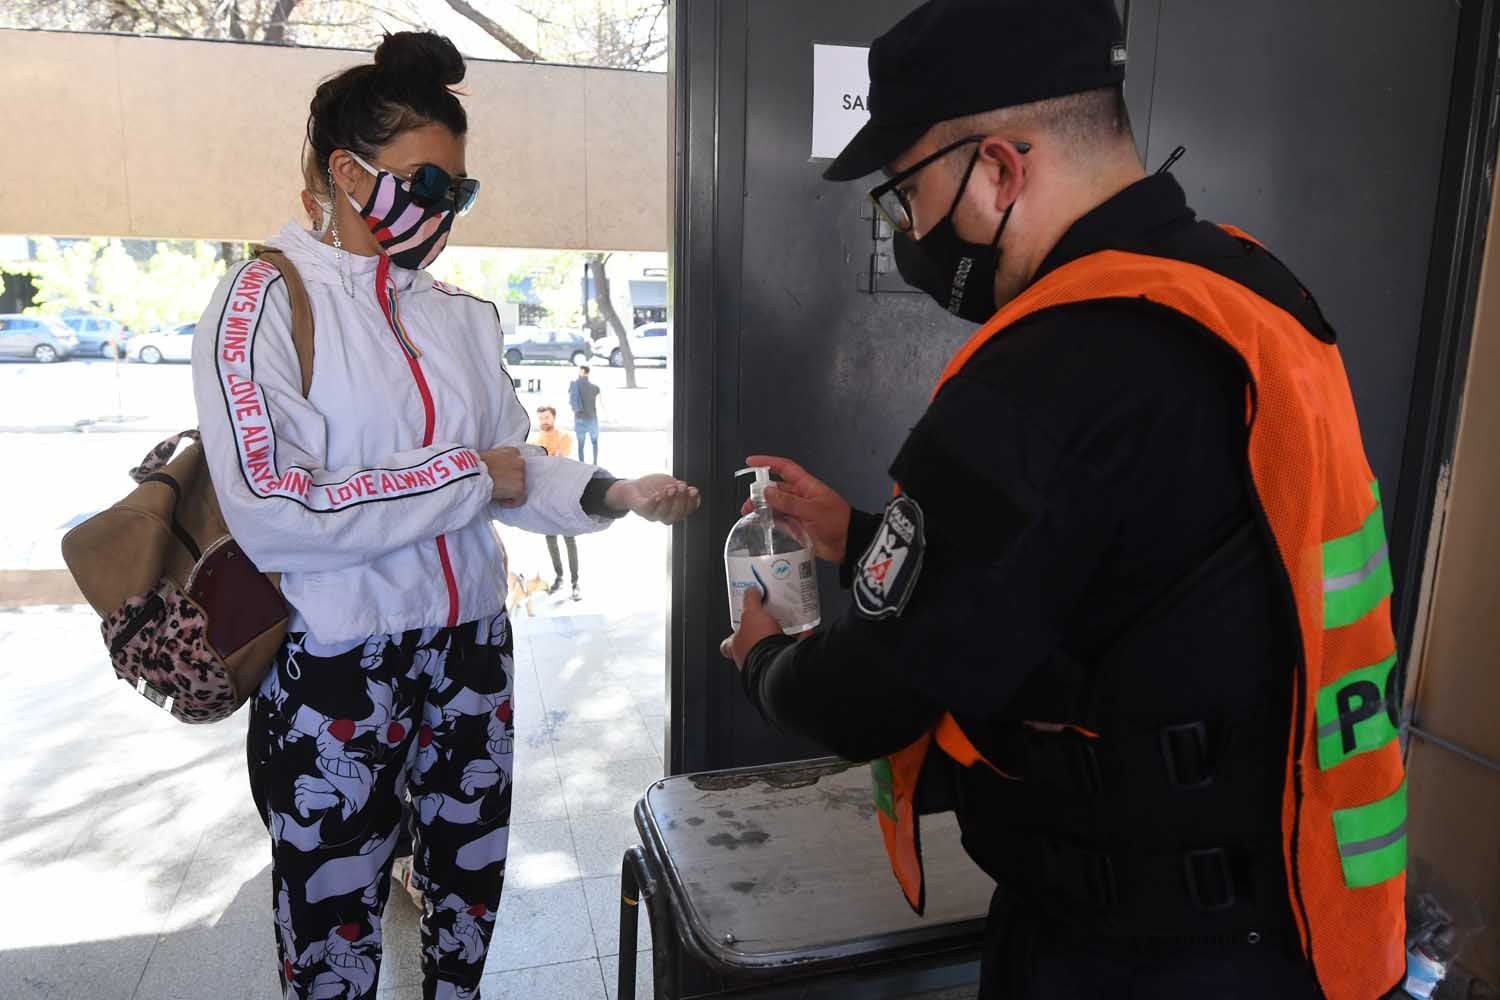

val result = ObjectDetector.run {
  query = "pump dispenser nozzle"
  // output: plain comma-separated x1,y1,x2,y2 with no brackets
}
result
736,467,773,503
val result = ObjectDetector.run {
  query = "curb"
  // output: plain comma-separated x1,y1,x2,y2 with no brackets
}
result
0,415,166,435
0,569,86,609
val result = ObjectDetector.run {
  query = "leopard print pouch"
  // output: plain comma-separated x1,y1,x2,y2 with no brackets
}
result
100,582,239,724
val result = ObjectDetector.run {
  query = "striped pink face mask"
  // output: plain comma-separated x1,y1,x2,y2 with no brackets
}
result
346,153,456,271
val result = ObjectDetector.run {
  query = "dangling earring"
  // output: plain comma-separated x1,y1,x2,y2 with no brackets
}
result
329,168,355,299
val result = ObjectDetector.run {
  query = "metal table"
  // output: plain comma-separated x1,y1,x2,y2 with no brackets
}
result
617,758,994,999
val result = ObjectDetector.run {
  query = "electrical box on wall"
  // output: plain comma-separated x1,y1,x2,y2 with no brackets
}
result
857,199,913,295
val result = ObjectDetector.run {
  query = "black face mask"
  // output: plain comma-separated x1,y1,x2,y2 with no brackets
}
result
893,150,1014,324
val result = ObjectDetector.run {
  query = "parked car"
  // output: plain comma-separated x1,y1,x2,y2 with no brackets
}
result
129,322,196,364
60,314,130,359
598,322,670,367
0,314,79,363
503,326,592,366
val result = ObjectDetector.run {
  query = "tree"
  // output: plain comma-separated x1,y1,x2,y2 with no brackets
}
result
0,0,432,46
9,0,294,41
0,0,667,61
486,250,584,328
426,245,515,303
438,0,539,60
585,253,639,385
514,0,666,69
442,0,667,387
22,238,227,334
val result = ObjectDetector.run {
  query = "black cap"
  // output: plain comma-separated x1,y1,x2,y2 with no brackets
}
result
824,0,1127,182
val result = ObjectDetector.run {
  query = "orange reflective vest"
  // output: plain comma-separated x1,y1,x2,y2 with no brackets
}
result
873,230,1406,1000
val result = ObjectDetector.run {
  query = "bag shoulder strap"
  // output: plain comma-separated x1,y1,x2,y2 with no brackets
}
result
249,246,316,398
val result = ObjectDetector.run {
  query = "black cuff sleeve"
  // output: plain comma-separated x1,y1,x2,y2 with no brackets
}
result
839,508,883,588
580,476,626,519
740,633,797,724
737,621,943,763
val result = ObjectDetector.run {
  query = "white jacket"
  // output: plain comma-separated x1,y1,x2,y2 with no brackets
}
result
192,223,611,642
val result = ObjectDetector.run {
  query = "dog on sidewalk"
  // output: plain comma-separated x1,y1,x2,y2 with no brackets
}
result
506,571,549,618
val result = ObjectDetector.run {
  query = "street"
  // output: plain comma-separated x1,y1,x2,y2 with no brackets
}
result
0,354,670,434
0,356,675,618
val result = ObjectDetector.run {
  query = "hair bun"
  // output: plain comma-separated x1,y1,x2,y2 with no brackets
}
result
374,31,465,89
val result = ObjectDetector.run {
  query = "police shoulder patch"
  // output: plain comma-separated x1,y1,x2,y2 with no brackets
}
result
853,495,927,620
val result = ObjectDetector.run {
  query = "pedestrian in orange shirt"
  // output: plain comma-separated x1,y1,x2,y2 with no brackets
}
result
534,406,582,600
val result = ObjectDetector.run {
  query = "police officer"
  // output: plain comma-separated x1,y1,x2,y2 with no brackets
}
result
720,1,1408,997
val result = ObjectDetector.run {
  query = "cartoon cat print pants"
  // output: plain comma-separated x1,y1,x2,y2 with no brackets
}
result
247,613,516,1000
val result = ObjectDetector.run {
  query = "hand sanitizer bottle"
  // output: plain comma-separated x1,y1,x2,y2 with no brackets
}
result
725,467,821,634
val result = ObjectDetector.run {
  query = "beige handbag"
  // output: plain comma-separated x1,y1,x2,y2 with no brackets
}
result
61,247,314,723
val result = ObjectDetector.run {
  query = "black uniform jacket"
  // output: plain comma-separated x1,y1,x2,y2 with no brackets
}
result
741,172,1301,879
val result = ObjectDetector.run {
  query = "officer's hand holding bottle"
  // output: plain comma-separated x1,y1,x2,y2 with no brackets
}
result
723,455,843,670
738,455,852,563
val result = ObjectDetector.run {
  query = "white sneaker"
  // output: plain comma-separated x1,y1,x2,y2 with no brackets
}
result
390,855,424,910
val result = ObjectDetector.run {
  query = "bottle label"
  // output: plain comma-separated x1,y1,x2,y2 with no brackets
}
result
1404,950,1445,999
727,552,821,633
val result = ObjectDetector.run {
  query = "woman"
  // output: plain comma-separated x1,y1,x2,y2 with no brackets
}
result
191,32,698,999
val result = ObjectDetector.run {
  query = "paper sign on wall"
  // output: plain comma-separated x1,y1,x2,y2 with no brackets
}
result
811,44,871,160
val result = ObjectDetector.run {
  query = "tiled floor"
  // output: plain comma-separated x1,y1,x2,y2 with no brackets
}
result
0,607,663,1000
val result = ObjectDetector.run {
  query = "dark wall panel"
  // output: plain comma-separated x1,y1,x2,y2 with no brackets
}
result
672,0,1459,775
741,1,976,513
1142,0,1457,498
671,0,1162,772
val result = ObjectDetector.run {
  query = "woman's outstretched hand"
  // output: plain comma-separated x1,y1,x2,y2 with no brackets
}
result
606,474,702,524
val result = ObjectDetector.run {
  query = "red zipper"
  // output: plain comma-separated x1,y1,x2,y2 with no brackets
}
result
376,257,460,627
434,537,460,627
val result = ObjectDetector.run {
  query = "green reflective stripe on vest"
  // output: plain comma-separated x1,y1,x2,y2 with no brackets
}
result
1323,483,1393,629
1315,654,1400,770
1331,779,1407,888
871,758,896,820
1324,552,1394,628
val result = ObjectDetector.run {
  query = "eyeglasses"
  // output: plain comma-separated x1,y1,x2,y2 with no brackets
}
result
349,152,482,216
868,136,1030,234
408,163,481,216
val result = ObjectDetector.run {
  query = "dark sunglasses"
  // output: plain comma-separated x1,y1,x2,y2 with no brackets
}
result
868,136,1030,233
353,152,482,216
406,162,482,216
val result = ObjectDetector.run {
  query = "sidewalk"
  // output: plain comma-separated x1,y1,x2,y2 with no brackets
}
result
0,605,664,1000
0,428,675,1000
0,355,680,997
0,426,673,585
506,362,670,435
